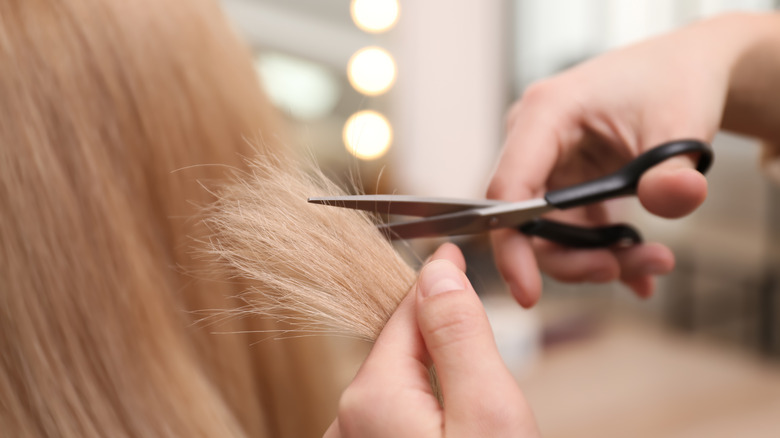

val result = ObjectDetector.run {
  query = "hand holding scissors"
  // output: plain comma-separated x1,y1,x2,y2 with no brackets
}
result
310,140,712,248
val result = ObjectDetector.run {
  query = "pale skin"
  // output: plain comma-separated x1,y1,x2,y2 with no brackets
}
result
325,243,541,437
489,12,780,306
330,12,780,436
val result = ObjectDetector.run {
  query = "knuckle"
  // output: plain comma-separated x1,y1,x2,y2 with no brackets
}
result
520,79,556,107
504,100,524,130
462,388,529,434
474,401,526,433
504,79,555,131
486,175,511,200
422,296,484,351
337,383,377,430
487,172,534,202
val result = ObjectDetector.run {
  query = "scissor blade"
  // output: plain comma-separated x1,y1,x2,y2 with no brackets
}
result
308,195,502,217
380,198,554,239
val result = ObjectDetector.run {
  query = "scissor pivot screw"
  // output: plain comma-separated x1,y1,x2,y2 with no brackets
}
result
488,216,500,228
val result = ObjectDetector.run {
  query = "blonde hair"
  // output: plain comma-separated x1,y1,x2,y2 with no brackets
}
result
206,158,415,342
0,0,413,436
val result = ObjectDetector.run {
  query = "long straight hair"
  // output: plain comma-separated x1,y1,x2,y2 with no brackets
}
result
0,0,413,436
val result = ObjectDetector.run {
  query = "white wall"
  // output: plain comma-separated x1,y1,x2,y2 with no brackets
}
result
391,0,509,198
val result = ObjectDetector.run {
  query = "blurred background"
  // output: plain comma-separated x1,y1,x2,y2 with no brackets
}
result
221,1,780,436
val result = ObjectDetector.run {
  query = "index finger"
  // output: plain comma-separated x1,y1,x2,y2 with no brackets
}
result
488,97,573,202
488,91,582,307
335,245,467,437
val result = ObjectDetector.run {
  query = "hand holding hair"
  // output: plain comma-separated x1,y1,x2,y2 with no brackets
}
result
325,243,540,438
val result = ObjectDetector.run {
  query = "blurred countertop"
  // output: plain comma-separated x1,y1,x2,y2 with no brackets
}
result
519,314,780,438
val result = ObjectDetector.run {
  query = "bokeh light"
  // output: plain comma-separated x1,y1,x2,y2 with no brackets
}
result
254,53,340,120
343,110,392,160
350,0,400,33
347,47,396,96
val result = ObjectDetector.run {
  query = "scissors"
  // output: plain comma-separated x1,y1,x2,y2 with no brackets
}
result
309,139,713,248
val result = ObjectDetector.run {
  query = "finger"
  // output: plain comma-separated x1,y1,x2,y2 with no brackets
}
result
323,420,341,438
336,244,468,437
536,238,674,289
337,294,439,437
415,260,537,436
622,275,656,299
489,83,584,202
488,88,582,308
529,205,618,284
491,229,542,308
430,242,466,272
535,242,620,283
614,242,675,279
637,155,708,218
489,105,565,201
615,242,674,298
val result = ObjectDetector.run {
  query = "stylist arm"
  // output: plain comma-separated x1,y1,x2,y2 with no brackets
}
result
489,12,780,306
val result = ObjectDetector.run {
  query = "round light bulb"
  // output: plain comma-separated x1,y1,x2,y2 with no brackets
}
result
343,110,392,160
347,47,396,96
350,0,399,33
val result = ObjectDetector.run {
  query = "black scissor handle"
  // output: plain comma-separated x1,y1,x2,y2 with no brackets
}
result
544,139,713,209
518,218,642,248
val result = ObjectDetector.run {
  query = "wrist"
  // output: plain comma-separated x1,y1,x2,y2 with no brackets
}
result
712,12,780,142
678,13,768,81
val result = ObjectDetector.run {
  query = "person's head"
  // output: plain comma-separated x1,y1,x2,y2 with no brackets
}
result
0,0,409,436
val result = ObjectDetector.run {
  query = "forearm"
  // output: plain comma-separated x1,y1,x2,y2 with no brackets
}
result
716,13,780,143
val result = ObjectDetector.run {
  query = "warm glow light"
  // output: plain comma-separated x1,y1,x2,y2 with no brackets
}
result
347,47,396,96
343,110,392,160
350,0,399,33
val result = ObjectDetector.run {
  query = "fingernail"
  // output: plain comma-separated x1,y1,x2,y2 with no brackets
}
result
419,260,465,297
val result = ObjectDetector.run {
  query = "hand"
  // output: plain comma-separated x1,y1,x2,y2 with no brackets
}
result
324,243,539,438
485,16,757,305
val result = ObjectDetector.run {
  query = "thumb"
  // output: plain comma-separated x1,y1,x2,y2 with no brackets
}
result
416,260,536,435
637,154,708,218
